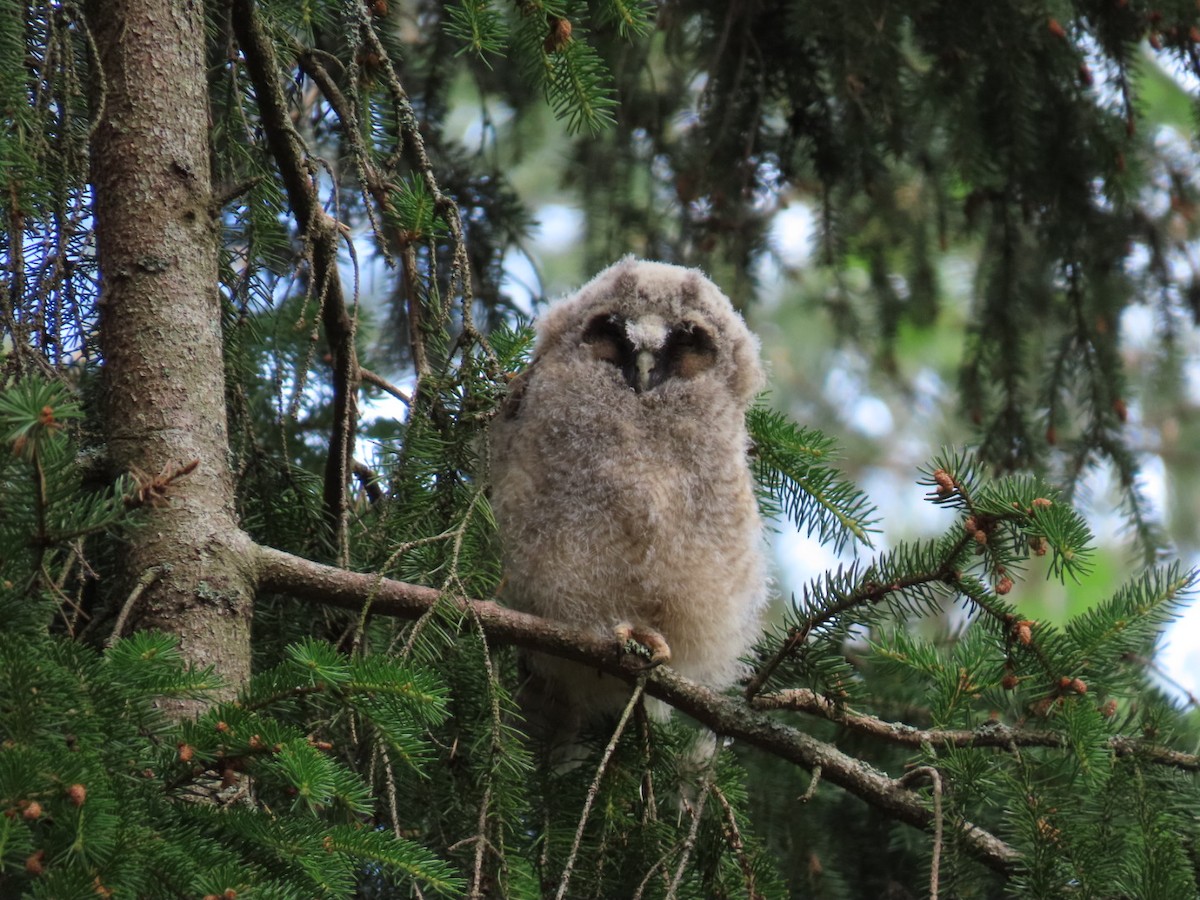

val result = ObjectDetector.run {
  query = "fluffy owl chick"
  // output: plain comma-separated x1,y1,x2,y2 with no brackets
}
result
490,257,768,739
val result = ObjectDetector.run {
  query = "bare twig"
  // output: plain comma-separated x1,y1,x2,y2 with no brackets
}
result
665,774,710,900
710,782,762,900
630,845,676,900
466,602,504,898
360,367,413,408
799,764,822,803
106,565,165,647
468,785,493,900
901,767,943,900
381,740,403,841
399,243,433,384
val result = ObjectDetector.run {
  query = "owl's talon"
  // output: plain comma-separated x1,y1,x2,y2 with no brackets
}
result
614,623,671,668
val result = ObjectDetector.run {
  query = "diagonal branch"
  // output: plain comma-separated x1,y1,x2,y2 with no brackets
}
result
252,543,1019,875
744,529,976,701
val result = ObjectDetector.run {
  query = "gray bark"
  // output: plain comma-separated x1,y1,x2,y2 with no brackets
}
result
87,0,254,708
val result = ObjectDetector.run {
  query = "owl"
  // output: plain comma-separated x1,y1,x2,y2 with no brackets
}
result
490,257,768,739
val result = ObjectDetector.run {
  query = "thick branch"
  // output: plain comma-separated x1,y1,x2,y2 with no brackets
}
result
253,544,1019,874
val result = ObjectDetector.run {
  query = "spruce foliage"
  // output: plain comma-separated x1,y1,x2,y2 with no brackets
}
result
4,0,1200,897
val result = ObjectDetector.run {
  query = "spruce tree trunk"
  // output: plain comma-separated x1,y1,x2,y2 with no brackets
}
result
87,0,253,707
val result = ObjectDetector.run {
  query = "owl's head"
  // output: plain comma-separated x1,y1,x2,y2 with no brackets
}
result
534,257,764,405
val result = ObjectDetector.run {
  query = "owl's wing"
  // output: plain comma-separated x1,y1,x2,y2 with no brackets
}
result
499,363,535,421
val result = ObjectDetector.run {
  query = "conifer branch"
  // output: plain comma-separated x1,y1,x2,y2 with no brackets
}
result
255,539,1200,875
253,544,1020,874
752,688,1200,770
744,528,976,700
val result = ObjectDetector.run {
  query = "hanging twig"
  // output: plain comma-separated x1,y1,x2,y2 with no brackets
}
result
710,781,762,899
230,0,359,559
106,565,165,647
901,766,944,900
630,847,678,900
665,774,711,900
467,785,493,900
555,679,647,900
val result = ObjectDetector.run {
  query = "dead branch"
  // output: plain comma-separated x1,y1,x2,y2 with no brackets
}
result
752,689,1200,770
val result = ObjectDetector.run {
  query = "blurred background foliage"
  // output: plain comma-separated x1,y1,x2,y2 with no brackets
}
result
507,5,1200,661
213,0,1200,724
337,1,1200,695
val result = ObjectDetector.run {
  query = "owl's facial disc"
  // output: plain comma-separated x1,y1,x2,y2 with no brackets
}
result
582,313,718,393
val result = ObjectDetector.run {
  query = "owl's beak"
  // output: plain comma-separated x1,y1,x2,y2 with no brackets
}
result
633,348,667,393
635,349,655,393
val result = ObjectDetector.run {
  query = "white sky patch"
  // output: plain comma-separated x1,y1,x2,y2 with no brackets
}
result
360,388,412,428
822,361,861,407
498,205,586,313
501,249,538,315
910,367,945,419
1120,303,1156,350
848,395,894,438
1136,452,1169,522
772,525,845,599
458,104,515,153
770,203,815,268
750,254,788,310
863,468,947,536
534,204,584,253
1157,567,1200,705
1184,356,1200,406
1056,454,1198,705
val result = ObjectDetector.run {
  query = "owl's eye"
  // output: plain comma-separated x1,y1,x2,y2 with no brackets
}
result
581,314,633,368
665,324,718,379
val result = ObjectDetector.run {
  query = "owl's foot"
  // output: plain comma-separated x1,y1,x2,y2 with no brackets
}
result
614,622,671,669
